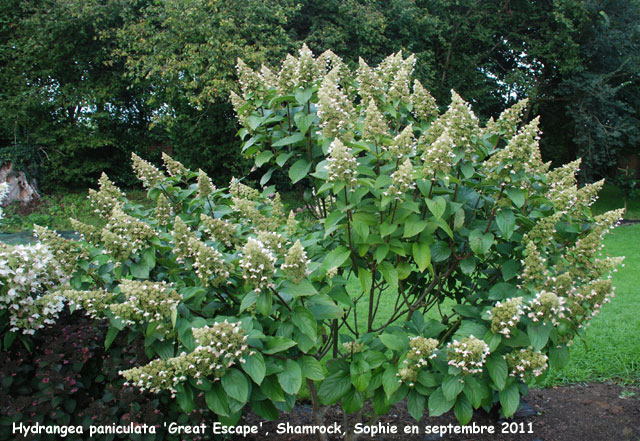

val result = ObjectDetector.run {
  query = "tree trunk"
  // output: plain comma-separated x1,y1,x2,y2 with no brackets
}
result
0,162,40,206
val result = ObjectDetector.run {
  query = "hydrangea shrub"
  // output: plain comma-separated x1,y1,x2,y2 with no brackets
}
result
17,47,624,436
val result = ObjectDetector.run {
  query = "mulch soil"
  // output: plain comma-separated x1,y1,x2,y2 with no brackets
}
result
242,383,640,441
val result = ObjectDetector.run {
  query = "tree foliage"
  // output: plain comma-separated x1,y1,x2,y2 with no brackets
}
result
0,0,637,190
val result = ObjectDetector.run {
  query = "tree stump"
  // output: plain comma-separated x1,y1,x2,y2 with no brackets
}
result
0,162,40,206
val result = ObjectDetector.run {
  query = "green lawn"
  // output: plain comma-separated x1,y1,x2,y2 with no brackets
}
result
592,183,640,220
541,223,640,386
0,189,149,234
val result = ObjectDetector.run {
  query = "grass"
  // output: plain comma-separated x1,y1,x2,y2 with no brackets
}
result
592,183,640,220
0,189,149,234
541,223,640,386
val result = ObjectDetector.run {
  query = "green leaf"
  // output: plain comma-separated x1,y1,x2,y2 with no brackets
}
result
499,382,520,418
129,260,150,279
549,345,570,370
426,196,446,219
300,356,324,381
501,259,520,281
382,365,401,398
288,158,311,184
469,229,494,255
342,388,365,414
412,241,431,272
205,384,230,416
261,376,285,402
431,241,451,262
295,88,314,105
380,222,398,237
487,355,508,390
373,388,392,415
506,188,525,208
318,372,351,405
275,151,294,167
418,371,439,388
256,290,272,316
273,132,305,147
243,352,266,385
263,336,296,354
292,307,317,340
407,389,426,421
221,369,250,404
251,399,279,421
496,210,516,239
277,360,302,395
358,268,372,296
240,291,257,312
279,279,318,298
105,326,119,350
460,257,476,275
403,217,428,238
488,282,517,300
255,150,274,167
175,383,194,413
379,333,407,352
460,163,475,179
374,243,389,263
527,323,551,351
379,261,398,290
428,387,456,417
442,375,465,401
323,246,351,270
463,376,487,408
294,112,315,134
454,395,473,425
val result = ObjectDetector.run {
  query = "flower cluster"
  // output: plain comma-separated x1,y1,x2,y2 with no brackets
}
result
0,242,68,334
239,238,276,292
484,99,528,140
197,169,215,199
109,280,181,326
257,230,287,254
187,237,230,287
411,80,438,122
281,240,310,284
388,124,416,159
162,152,189,177
229,178,260,200
62,289,118,319
327,139,358,186
342,341,364,354
527,290,567,326
422,90,479,156
101,207,155,261
155,194,173,226
317,68,354,139
70,218,100,243
87,173,124,217
385,159,415,198
171,217,197,263
34,225,86,274
399,335,439,385
131,153,165,188
485,117,546,184
121,320,249,394
356,58,382,104
505,348,548,379
200,214,237,248
489,297,524,337
446,335,490,374
362,100,388,142
421,128,457,179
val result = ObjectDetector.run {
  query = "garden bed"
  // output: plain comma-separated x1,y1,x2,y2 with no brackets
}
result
243,383,640,441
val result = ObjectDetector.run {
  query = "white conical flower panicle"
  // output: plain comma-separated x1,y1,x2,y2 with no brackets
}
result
326,138,358,186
